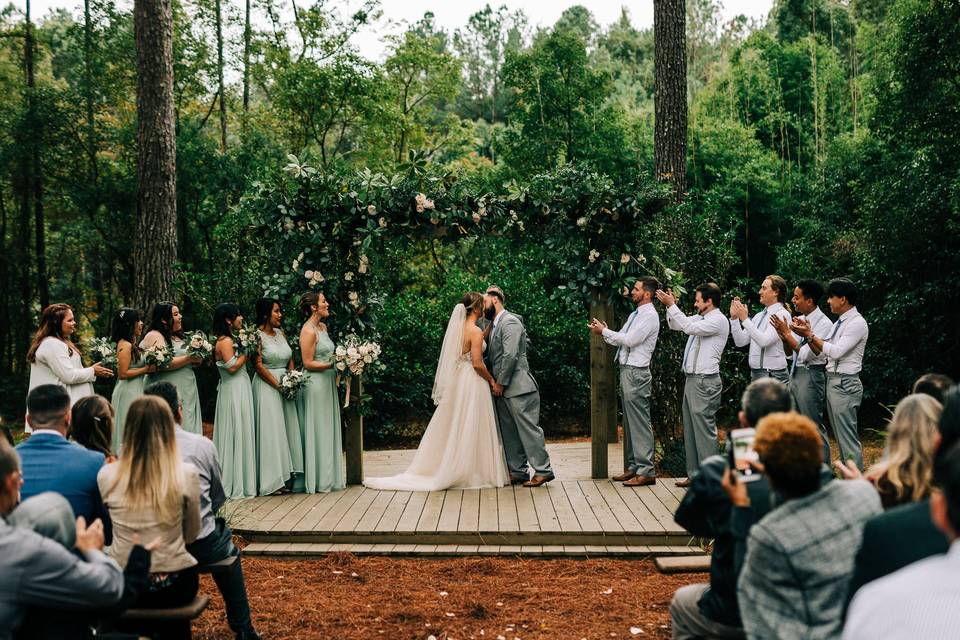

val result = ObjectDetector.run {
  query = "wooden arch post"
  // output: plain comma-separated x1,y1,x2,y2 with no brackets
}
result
590,289,617,479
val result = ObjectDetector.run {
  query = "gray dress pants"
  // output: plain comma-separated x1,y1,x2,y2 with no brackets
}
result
750,368,789,383
620,365,654,476
826,372,864,470
495,392,554,478
681,374,722,476
791,365,829,463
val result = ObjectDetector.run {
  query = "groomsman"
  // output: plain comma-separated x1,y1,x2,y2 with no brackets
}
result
791,278,869,470
729,275,793,383
657,283,730,487
771,279,834,463
589,277,661,486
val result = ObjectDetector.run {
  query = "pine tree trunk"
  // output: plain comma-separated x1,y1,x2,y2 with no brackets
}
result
25,0,49,309
243,0,250,114
215,0,227,151
133,0,178,310
654,0,688,201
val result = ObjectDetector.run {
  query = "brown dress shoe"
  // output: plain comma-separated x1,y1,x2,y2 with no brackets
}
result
675,478,692,488
623,476,656,487
612,471,637,482
523,475,554,488
510,476,528,485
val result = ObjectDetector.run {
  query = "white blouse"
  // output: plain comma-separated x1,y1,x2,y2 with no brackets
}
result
26,337,95,432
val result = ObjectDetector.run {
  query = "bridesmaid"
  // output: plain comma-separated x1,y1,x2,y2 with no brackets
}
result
252,298,300,495
142,302,203,434
110,307,153,453
298,292,344,493
212,303,257,498
27,303,113,432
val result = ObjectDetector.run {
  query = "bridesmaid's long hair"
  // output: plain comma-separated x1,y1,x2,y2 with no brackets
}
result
108,396,184,521
148,302,178,345
71,395,115,458
28,303,78,362
212,302,242,339
111,307,143,361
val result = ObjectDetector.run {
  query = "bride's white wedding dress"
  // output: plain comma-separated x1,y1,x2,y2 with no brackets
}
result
364,306,510,491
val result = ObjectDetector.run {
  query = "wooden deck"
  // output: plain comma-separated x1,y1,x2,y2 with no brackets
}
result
229,442,696,557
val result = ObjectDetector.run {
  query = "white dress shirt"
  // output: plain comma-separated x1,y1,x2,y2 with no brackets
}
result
26,337,95,433
666,306,729,375
793,306,833,367
820,307,869,375
844,539,960,640
602,303,659,367
730,302,793,370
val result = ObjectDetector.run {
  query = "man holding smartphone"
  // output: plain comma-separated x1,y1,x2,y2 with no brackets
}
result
590,277,661,486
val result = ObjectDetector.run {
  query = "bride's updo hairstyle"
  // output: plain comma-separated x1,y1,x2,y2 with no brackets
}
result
299,291,320,318
459,292,483,316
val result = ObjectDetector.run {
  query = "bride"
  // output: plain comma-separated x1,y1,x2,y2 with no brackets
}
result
363,292,510,491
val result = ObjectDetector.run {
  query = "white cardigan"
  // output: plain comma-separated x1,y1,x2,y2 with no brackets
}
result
26,337,95,432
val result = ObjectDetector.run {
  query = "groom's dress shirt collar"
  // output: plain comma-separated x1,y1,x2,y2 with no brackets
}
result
493,309,507,328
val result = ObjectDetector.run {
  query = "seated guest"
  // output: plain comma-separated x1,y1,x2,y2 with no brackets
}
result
17,385,111,538
735,412,881,640
98,395,201,636
145,381,261,640
844,386,960,610
670,378,793,640
870,393,941,509
913,373,954,404
843,440,960,639
71,395,116,461
0,438,125,639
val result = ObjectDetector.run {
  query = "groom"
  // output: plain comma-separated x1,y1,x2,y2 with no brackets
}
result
483,286,555,487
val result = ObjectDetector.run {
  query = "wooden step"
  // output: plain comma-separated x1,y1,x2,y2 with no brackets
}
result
655,555,712,573
242,542,707,558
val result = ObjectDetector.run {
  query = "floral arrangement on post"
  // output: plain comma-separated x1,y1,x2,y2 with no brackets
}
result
278,370,309,400
142,343,174,369
185,330,214,361
333,334,383,407
87,337,117,369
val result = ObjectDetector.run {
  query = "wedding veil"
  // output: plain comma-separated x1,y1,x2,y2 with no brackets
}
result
432,303,466,405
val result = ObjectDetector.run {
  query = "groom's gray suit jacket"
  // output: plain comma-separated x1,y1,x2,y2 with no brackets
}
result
485,311,538,398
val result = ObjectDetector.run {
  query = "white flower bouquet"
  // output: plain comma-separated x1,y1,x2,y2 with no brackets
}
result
185,330,213,361
333,334,383,378
234,324,261,357
278,370,308,400
143,343,174,369
87,337,117,368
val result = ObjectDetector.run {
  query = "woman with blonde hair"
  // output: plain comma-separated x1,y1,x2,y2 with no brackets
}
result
872,393,943,509
97,395,201,626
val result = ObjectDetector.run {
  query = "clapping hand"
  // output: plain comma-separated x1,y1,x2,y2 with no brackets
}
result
655,289,676,307
729,298,749,321
791,317,813,338
75,516,106,554
770,314,793,338
588,318,607,335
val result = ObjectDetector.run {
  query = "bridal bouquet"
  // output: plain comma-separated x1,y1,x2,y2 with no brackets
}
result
278,370,308,400
143,343,174,369
87,337,117,369
185,330,213,361
333,334,383,377
234,324,261,357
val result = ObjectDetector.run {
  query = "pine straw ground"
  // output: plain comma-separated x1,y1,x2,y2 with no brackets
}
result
193,554,706,640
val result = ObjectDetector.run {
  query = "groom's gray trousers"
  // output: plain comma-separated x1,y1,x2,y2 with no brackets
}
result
495,392,554,479
620,365,655,477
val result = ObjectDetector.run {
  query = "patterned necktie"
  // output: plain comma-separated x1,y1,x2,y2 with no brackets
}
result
615,309,639,364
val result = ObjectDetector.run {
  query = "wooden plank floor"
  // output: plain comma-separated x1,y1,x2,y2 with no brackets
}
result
228,442,693,550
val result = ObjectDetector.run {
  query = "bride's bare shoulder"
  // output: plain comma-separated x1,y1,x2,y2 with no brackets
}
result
464,323,483,338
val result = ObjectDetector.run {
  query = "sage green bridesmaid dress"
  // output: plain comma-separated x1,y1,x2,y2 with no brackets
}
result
110,342,146,454
300,326,344,493
144,337,202,435
251,330,301,495
213,347,258,498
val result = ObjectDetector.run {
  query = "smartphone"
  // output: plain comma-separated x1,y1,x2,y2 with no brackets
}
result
729,428,761,482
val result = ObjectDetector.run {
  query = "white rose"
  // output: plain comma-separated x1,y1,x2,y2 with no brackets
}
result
472,213,482,223
367,204,376,215
379,217,387,228
336,346,347,356
576,217,587,228
363,355,373,364
304,270,314,279
588,249,600,263
336,362,346,371
620,253,630,264
344,272,354,282
347,347,358,358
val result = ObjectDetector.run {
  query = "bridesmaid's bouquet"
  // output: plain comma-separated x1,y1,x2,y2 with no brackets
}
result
185,330,213,361
143,343,174,369
234,324,261,357
333,334,383,377
87,337,117,369
278,370,308,400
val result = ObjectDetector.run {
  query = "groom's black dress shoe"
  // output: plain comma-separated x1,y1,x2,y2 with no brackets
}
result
523,475,554,488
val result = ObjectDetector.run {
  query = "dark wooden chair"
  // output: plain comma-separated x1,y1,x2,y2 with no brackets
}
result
118,594,209,639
